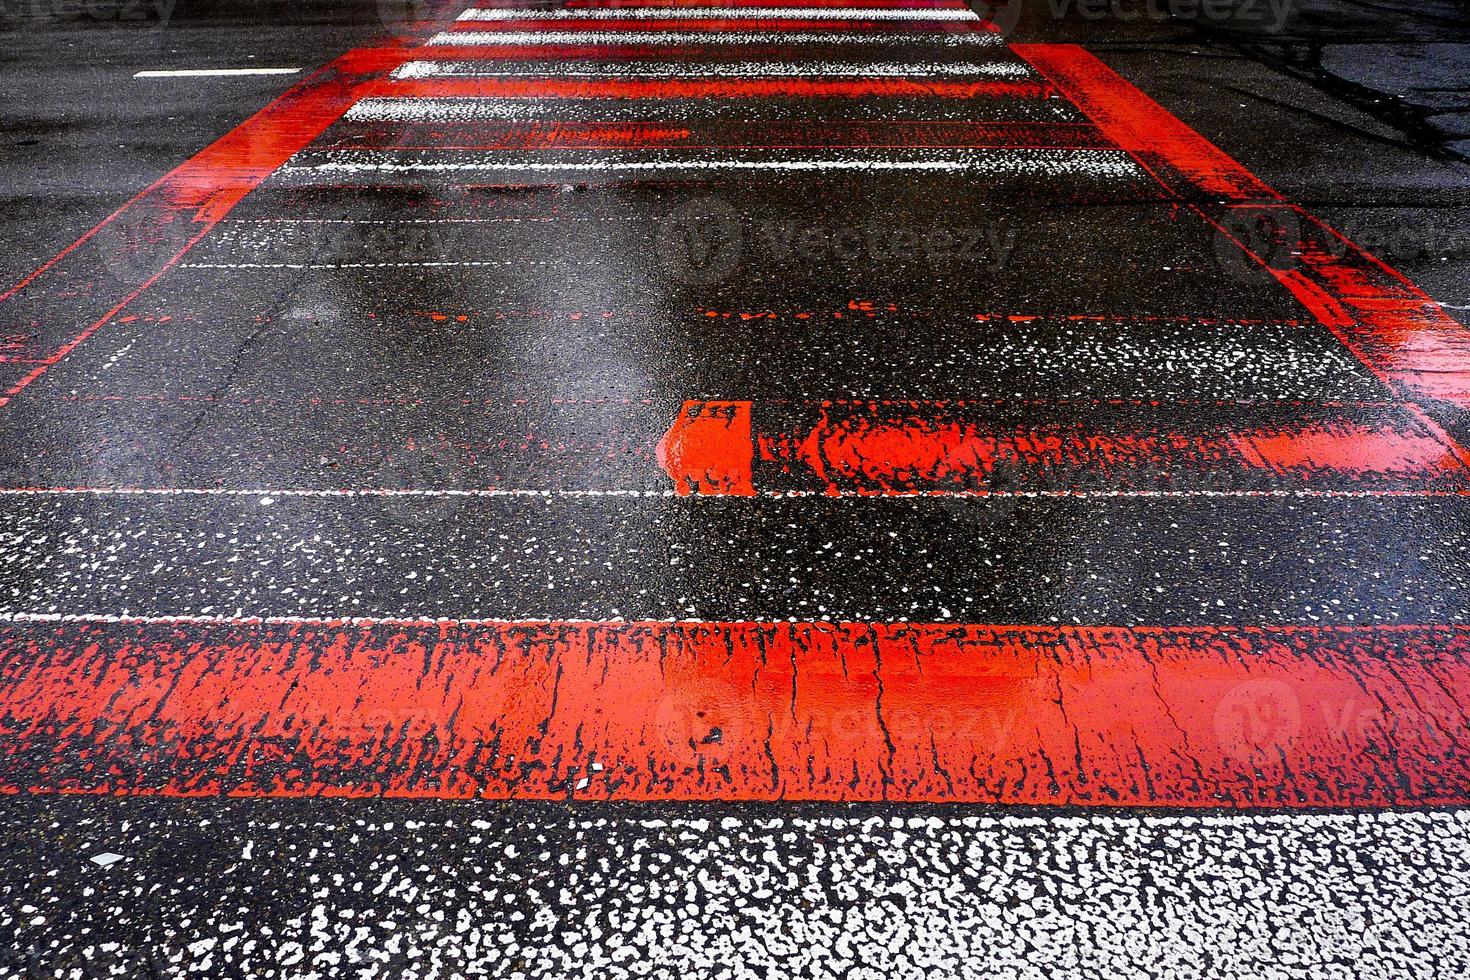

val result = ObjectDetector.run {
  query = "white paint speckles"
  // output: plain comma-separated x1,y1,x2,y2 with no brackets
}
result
456,7,983,20
340,94,1079,124
0,497,1465,623
392,59,1033,79
179,260,545,269
429,30,1005,46
278,149,1141,179
2,808,1467,979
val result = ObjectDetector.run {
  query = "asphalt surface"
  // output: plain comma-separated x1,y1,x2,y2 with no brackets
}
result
1,0,1469,977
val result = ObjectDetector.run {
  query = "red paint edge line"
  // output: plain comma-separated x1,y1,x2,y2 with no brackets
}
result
0,46,416,408
0,619,1464,804
1013,44,1470,412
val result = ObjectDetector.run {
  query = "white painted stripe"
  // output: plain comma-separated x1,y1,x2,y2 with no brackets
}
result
132,67,300,78
0,487,1452,500
280,148,1139,178
7,806,1464,980
341,94,1077,125
0,612,648,626
431,29,1003,45
458,6,980,19
229,216,644,224
181,260,543,269
393,58,1030,79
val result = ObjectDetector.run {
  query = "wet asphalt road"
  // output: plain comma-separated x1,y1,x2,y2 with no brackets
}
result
1,0,1470,977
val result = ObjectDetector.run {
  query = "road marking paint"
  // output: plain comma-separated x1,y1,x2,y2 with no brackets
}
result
0,48,411,407
443,16,983,31
657,400,1470,496
133,68,301,78
317,119,1107,151
458,6,981,18
430,30,1004,44
279,148,1140,178
0,487,1462,500
392,59,1032,78
556,0,972,6
0,619,1463,803
371,76,1051,99
1015,43,1470,411
179,260,542,269
341,94,1080,124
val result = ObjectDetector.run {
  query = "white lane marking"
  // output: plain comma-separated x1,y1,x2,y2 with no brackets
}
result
394,58,1030,79
133,68,300,78
430,30,1003,45
180,260,543,269
228,217,644,224
0,612,654,626
280,149,1139,178
0,487,1458,499
458,6,980,19
342,95,1075,125
0,806,1455,980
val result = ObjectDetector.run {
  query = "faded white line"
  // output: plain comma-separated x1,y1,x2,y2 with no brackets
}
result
393,58,1030,79
180,260,544,269
431,30,1003,45
0,487,1458,500
229,216,645,224
280,148,1139,178
133,67,300,78
340,95,1079,125
458,6,980,19
0,806,1464,980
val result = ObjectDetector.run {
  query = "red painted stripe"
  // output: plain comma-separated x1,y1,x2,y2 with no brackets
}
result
0,620,1464,805
0,47,410,407
318,120,1109,151
658,400,1470,495
1015,44,1470,410
372,76,1049,100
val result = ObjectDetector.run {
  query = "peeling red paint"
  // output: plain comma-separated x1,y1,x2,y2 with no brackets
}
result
0,47,413,407
1015,44,1470,410
657,400,755,495
0,620,1464,805
662,400,1470,494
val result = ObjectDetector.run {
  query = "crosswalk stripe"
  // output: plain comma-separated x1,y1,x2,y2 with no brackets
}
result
0,618,1463,803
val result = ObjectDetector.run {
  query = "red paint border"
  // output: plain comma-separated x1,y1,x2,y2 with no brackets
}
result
1,619,1465,805
1014,43,1470,412
0,46,414,408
